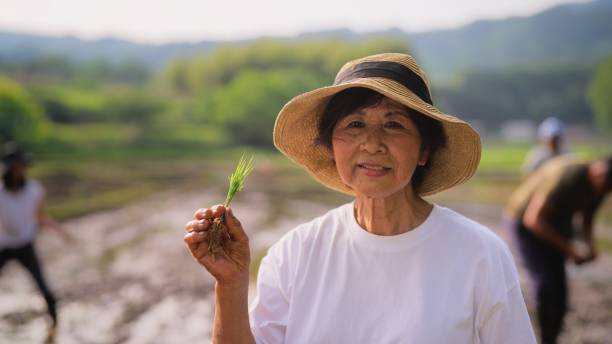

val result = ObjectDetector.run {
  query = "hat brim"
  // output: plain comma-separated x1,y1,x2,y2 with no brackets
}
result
273,77,481,196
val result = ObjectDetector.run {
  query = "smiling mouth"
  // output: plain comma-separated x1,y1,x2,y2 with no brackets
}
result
357,163,391,171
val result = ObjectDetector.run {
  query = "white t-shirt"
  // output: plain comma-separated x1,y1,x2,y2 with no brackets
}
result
249,202,536,344
0,179,44,249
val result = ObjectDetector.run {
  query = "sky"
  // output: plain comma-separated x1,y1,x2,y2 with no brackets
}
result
0,0,590,44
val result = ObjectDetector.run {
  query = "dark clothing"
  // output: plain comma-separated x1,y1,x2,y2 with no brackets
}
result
507,158,607,344
515,163,601,241
0,242,57,325
514,220,566,344
535,164,601,238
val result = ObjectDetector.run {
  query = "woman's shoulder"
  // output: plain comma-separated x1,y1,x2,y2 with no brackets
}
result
0,178,44,197
435,206,519,289
434,205,508,253
269,202,351,253
26,178,43,188
26,179,45,196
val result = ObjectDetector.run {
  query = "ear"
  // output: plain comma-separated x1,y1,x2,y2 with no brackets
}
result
418,146,430,166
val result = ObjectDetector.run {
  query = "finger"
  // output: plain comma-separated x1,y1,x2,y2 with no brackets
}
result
211,204,226,218
185,219,211,233
225,207,248,242
194,208,214,220
184,231,207,249
194,204,225,220
185,220,198,232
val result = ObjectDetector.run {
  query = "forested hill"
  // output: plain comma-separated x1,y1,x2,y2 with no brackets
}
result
0,32,217,68
410,0,612,81
1,0,611,82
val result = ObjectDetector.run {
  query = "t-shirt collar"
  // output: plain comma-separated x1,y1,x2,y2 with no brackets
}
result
344,201,442,252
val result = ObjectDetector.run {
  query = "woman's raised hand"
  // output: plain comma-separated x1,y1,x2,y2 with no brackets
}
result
184,205,251,285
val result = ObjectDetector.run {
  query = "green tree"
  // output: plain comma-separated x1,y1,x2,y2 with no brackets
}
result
156,38,412,147
435,63,594,128
104,90,164,123
160,38,411,96
33,86,106,123
0,75,48,142
206,68,322,146
589,55,612,133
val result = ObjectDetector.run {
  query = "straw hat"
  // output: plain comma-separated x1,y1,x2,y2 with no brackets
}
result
273,53,481,196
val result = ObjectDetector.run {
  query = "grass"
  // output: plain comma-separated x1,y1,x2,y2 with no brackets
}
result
479,143,531,172
50,123,140,146
478,142,611,173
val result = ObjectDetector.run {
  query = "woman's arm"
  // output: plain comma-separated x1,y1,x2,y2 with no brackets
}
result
184,205,255,344
580,207,598,262
214,279,253,343
36,200,74,244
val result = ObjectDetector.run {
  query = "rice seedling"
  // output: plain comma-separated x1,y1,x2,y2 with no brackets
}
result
208,155,254,264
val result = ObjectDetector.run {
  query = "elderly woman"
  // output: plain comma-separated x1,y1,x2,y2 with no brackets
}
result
184,53,536,343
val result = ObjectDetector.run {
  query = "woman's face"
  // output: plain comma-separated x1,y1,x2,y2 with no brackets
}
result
330,97,428,199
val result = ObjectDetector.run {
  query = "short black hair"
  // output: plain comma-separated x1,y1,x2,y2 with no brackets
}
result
1,141,30,166
315,87,446,189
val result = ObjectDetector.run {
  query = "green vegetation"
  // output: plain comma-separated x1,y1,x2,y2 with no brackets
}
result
208,155,255,260
478,143,611,174
1,37,610,157
1,36,611,223
589,54,612,134
0,75,49,142
435,63,596,129
160,39,410,147
1,39,414,156
224,155,255,207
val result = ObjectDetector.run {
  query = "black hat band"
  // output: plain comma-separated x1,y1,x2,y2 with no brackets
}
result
334,61,433,105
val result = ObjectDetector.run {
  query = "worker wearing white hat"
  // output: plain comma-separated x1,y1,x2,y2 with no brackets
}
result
521,117,570,176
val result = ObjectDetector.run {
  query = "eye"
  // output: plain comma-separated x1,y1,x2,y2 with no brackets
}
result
346,120,365,128
384,121,404,129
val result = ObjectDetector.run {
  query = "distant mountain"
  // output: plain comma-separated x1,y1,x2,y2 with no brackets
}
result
410,0,612,81
1,0,611,80
0,31,216,68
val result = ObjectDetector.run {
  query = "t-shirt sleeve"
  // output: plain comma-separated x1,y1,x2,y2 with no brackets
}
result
249,240,292,343
478,284,536,344
31,180,45,204
476,243,537,344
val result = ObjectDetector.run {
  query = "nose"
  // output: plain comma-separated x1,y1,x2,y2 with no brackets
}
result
360,127,387,154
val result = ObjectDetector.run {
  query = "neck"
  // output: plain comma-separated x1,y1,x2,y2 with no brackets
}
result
354,187,433,236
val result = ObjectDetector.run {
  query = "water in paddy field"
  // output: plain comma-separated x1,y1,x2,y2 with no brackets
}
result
1,169,611,343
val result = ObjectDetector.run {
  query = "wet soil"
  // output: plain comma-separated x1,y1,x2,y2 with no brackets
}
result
1,188,610,343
